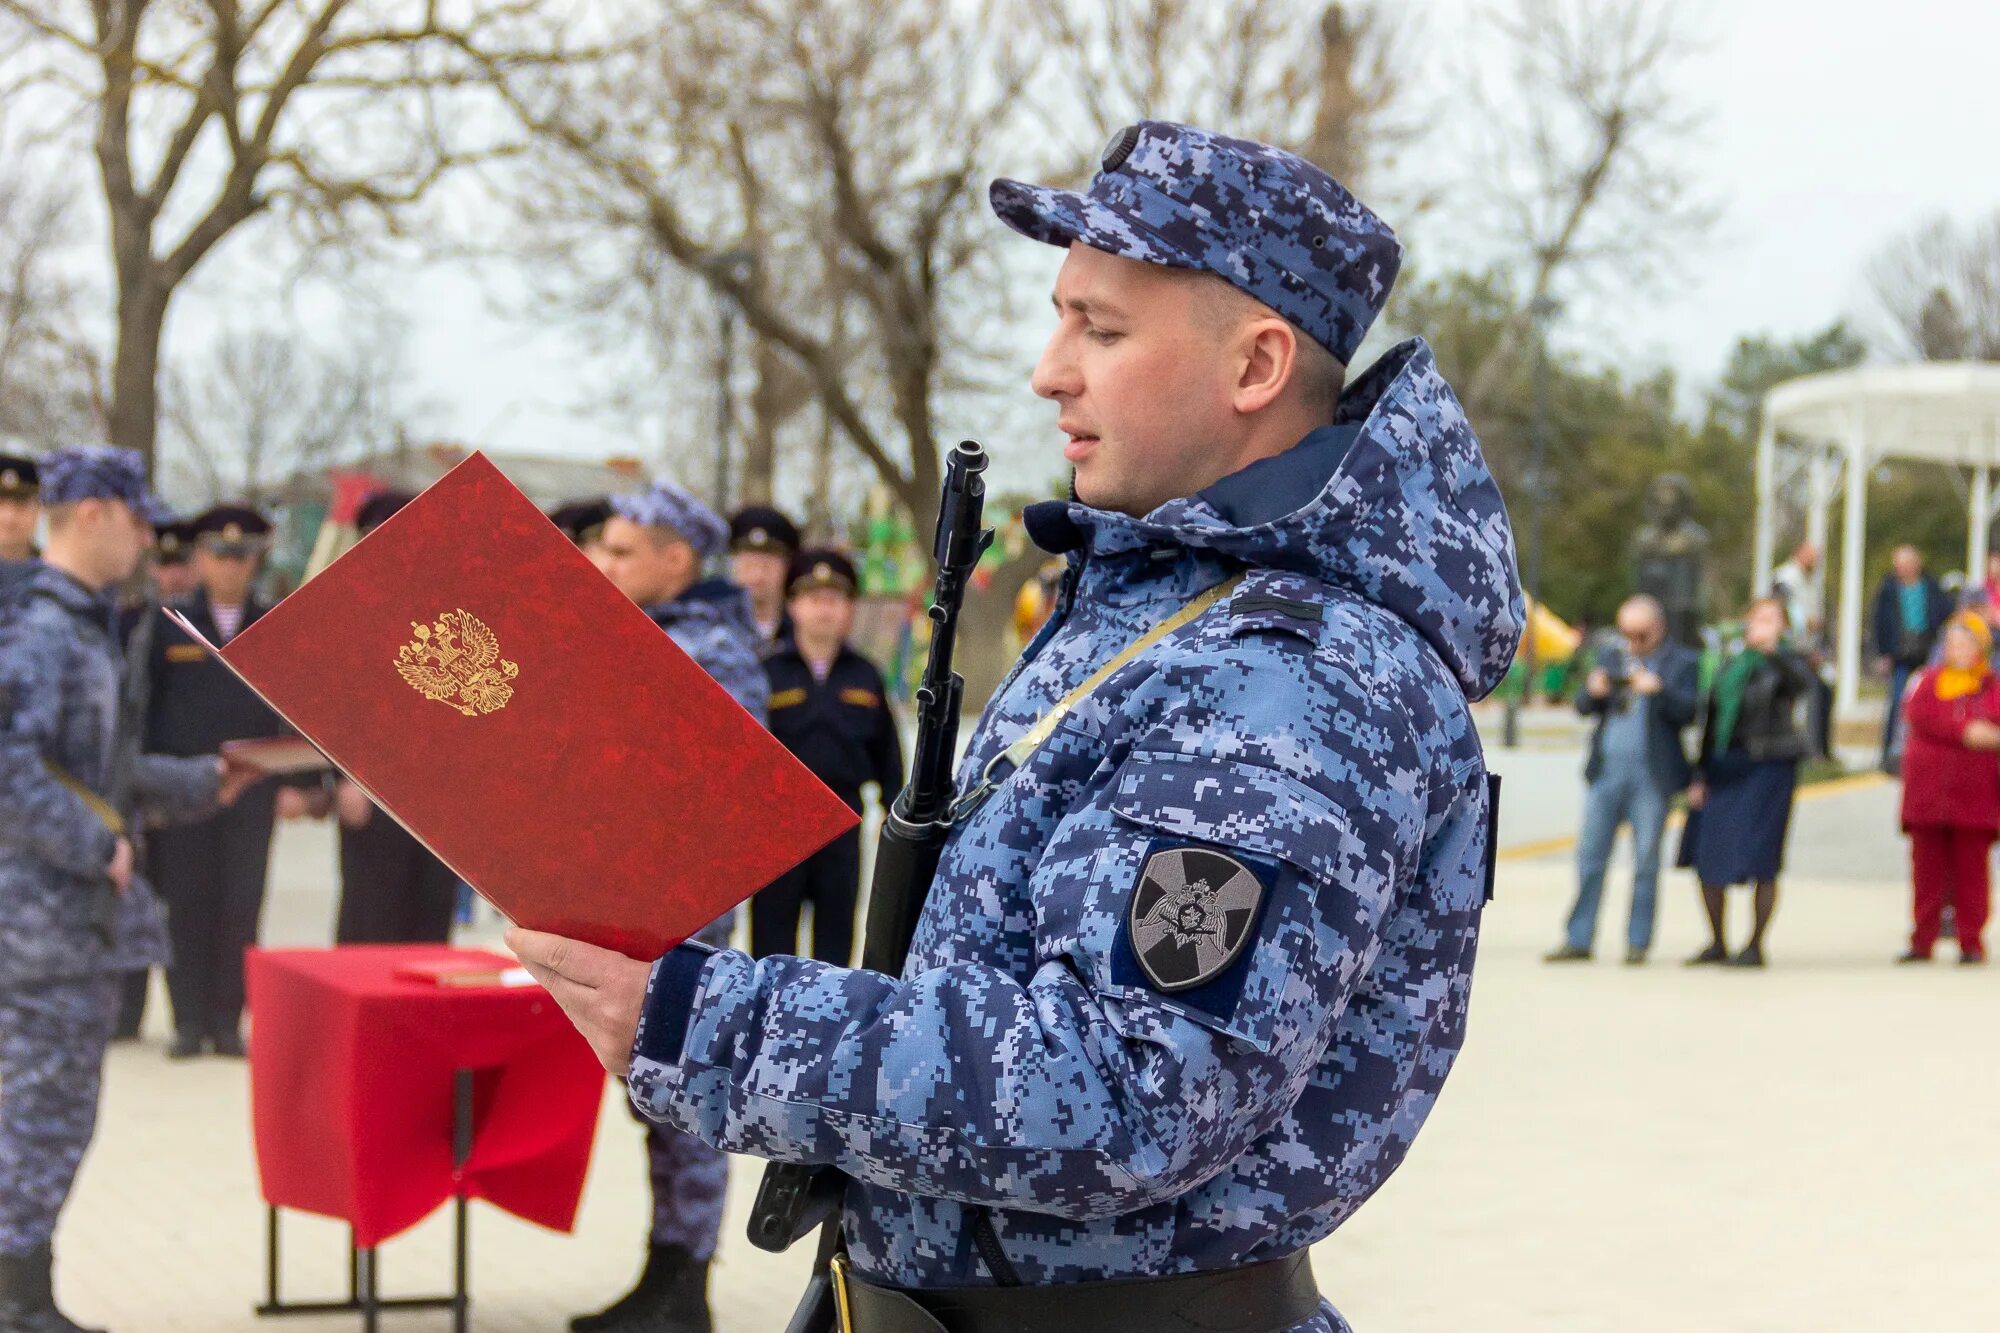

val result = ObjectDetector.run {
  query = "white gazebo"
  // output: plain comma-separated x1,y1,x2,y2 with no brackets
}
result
1754,361,2000,719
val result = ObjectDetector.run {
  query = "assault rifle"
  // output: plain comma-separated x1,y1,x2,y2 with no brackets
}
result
746,440,993,1333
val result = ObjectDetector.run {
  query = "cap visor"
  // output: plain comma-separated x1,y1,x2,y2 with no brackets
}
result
989,178,1093,249
990,177,1194,271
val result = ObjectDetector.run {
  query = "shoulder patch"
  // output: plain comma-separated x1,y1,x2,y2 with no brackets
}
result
769,687,808,710
838,687,882,709
164,643,207,663
1125,844,1266,993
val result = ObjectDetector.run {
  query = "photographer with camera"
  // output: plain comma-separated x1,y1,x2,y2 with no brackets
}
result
1546,595,1701,965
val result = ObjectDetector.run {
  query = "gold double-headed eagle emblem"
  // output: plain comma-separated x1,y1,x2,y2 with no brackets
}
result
395,609,519,716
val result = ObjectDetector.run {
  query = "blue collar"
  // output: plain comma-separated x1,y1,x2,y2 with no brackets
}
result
1195,423,1359,528
1021,423,1361,556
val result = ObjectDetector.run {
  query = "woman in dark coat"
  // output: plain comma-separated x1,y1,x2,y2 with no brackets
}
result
1898,613,2000,963
1682,598,1815,968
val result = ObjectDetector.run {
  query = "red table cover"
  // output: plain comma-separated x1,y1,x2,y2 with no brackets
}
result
247,945,607,1248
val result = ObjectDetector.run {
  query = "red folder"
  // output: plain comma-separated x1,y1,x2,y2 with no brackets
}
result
171,453,857,959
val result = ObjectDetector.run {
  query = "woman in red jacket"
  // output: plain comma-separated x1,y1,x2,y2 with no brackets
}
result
1900,612,2000,963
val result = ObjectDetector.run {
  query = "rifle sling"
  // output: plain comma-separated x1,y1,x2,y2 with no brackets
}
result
949,573,1245,822
42,757,127,837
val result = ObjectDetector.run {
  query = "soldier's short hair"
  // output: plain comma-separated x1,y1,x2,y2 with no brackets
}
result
1191,273,1346,417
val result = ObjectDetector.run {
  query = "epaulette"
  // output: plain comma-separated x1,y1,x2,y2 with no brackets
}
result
1226,574,1325,645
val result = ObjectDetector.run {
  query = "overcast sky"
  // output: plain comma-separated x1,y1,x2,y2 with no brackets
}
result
151,0,2000,492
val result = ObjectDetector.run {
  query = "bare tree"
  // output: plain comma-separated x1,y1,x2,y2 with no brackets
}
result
1455,0,1713,421
0,132,100,445
1025,1,1416,191
160,313,426,504
0,0,599,470
1869,211,2000,362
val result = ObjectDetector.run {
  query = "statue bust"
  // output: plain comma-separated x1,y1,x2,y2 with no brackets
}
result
1632,473,1710,647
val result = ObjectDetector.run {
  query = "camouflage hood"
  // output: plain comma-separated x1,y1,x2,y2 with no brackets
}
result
1029,337,1524,700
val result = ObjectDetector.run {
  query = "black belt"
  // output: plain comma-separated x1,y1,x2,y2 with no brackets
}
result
829,1251,1322,1333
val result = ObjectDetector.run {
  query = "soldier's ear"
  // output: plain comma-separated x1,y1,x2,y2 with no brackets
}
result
1231,317,1298,416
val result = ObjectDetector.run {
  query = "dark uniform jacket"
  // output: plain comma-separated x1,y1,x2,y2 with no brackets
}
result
143,590,287,756
762,644,904,813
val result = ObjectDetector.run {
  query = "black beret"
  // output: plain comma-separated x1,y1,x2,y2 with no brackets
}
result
787,547,859,597
548,497,613,547
192,504,273,545
729,505,802,556
0,453,39,496
356,489,417,535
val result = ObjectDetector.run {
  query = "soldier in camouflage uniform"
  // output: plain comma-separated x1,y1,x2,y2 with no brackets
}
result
0,447,251,1333
572,479,769,1333
516,122,1523,1333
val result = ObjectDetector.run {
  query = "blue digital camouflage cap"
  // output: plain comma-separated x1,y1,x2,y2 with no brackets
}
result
990,120,1401,365
39,444,173,525
611,480,729,560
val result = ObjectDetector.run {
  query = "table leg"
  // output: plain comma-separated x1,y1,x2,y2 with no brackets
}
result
452,1068,473,1333
254,1071,481,1326
264,1206,280,1309
360,1247,378,1333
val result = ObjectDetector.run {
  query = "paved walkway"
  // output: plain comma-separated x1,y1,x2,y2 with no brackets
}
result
54,758,1998,1331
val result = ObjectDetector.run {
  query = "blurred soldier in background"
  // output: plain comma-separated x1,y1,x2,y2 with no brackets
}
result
141,505,299,1059
549,497,615,577
112,514,200,1041
727,504,800,647
750,548,903,965
0,454,41,587
142,519,199,606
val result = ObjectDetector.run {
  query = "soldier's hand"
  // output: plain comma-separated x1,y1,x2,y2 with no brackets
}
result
217,754,262,806
506,927,650,1076
107,837,135,895
335,780,374,830
275,787,315,820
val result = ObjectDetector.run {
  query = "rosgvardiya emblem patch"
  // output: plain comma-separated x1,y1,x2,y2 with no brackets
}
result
1127,845,1265,993
395,609,520,717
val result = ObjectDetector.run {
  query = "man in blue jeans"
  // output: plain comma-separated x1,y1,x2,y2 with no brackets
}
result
1547,595,1700,965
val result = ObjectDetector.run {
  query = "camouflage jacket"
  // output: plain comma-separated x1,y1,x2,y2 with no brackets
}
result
643,578,770,723
0,563,219,987
628,340,1523,1329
